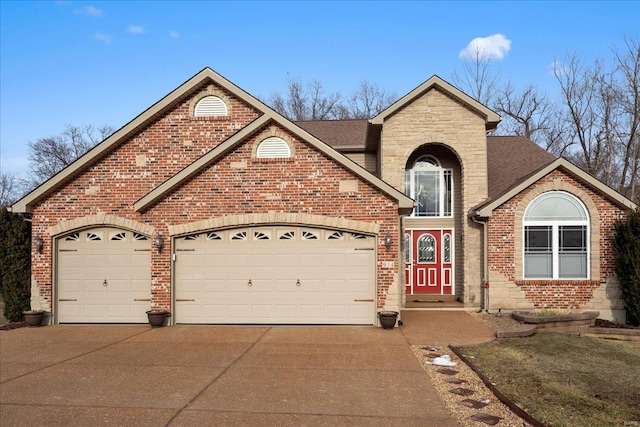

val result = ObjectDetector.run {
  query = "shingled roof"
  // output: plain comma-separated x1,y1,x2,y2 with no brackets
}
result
486,135,556,199
294,119,557,203
294,119,372,150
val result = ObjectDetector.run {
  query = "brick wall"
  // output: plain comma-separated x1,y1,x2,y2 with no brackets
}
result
30,80,401,315
487,169,627,320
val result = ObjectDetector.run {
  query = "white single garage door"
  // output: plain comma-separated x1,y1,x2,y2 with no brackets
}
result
174,226,376,324
57,227,151,323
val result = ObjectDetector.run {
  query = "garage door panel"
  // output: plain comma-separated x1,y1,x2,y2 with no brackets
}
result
325,253,347,267
107,254,129,269
323,279,347,293
175,226,375,325
202,278,227,293
84,254,107,268
57,227,151,323
349,252,374,267
275,253,298,267
275,305,298,320
227,304,251,319
180,254,203,267
348,278,371,293
300,253,323,267
298,304,323,320
298,278,324,294
228,254,251,267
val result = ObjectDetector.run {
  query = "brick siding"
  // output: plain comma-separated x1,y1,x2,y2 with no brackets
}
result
31,81,401,314
487,169,626,315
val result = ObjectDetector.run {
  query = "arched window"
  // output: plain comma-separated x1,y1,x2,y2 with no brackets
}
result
523,191,589,279
405,155,452,217
256,137,291,158
194,96,228,117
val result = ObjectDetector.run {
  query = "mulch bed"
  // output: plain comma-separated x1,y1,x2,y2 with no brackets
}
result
0,321,28,331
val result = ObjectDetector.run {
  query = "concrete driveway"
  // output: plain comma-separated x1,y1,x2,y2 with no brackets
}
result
0,316,481,426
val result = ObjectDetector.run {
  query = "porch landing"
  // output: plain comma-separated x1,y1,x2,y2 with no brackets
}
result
404,295,464,309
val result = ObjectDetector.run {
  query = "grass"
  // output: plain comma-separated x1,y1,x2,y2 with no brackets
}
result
457,332,640,427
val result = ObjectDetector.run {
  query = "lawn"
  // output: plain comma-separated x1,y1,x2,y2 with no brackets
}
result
457,332,640,427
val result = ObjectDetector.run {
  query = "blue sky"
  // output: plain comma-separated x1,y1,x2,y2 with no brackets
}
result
1,1,638,177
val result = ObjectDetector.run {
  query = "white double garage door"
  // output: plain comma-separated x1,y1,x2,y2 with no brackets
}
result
57,226,376,324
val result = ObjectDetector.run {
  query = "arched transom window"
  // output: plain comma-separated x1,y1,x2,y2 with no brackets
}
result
256,137,291,158
523,191,589,279
405,155,452,217
194,96,228,117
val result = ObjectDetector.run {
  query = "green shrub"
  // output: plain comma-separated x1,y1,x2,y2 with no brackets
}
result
0,208,31,322
614,208,640,326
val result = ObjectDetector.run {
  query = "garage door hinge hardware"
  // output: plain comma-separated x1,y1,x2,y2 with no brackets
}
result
103,279,108,287
134,299,151,302
59,299,77,302
354,248,374,251
248,279,252,287
176,299,195,302
354,299,374,302
296,279,301,286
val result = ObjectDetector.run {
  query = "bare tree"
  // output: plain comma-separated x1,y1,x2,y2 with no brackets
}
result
28,124,114,187
552,54,606,177
452,47,500,106
268,76,344,121
348,81,398,119
267,76,397,120
552,38,640,203
611,37,640,202
0,172,23,207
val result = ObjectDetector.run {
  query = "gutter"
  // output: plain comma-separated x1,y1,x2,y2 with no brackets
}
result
470,212,489,312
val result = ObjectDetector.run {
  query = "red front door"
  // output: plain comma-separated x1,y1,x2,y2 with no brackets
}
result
405,229,453,295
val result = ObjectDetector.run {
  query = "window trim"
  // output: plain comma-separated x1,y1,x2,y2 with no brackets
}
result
522,192,590,280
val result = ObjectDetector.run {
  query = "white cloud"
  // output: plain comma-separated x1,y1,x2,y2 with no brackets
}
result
170,30,180,39
128,25,145,34
459,34,511,60
95,32,112,44
75,6,103,17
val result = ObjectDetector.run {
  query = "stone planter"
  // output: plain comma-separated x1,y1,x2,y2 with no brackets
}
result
23,310,45,327
378,311,398,329
146,310,168,327
512,310,599,329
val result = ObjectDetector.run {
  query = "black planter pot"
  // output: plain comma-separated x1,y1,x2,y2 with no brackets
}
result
23,311,45,327
378,311,398,329
146,311,168,327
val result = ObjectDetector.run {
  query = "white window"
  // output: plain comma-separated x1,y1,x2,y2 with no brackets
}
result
194,96,228,117
256,137,291,158
523,191,589,279
405,155,452,217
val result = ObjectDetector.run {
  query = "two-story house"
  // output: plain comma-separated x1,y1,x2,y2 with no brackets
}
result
12,68,635,325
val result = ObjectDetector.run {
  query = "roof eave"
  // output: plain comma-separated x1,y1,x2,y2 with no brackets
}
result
11,67,278,214
370,75,501,127
474,158,637,217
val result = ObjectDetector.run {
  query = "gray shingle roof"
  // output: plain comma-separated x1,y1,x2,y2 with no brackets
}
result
486,135,556,199
294,119,371,150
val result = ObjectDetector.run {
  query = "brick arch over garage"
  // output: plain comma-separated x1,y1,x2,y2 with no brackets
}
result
167,213,381,237
48,214,155,237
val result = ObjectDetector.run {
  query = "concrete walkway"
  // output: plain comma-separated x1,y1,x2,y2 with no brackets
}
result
0,312,494,426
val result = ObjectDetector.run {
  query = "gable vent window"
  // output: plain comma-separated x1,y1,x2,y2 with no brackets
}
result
256,137,291,159
194,96,228,117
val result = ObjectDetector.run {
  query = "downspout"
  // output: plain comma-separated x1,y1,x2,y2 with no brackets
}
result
470,213,489,313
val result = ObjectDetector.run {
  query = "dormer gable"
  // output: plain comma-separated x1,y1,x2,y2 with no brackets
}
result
370,75,501,131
